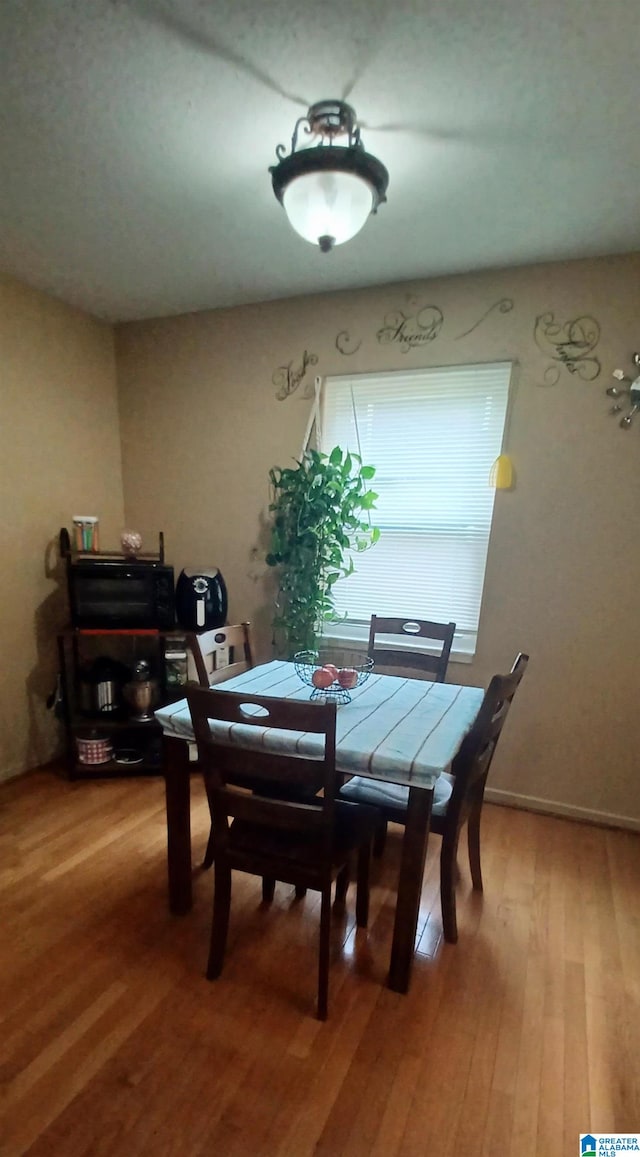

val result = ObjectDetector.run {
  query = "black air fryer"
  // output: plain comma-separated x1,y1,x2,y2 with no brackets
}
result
175,568,228,631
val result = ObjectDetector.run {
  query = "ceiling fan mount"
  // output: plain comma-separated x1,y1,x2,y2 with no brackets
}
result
306,100,358,142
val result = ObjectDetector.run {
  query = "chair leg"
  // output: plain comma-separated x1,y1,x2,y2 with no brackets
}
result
202,825,215,870
207,864,231,979
317,885,332,1021
467,802,484,891
355,842,370,928
373,819,388,858
262,877,275,903
440,830,460,944
334,863,349,905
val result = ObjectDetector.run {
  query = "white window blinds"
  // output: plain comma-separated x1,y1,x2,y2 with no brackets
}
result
320,362,512,656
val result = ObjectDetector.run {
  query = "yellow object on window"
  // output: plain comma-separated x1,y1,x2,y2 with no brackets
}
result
489,454,513,490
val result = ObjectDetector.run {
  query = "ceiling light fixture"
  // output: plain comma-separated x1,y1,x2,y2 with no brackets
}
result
269,100,389,253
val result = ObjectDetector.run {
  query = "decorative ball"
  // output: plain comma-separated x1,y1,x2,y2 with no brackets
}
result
121,529,142,558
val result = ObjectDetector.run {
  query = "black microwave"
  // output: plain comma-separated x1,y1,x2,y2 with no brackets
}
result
67,558,175,629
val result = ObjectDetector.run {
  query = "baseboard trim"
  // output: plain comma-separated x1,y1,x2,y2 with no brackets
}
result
0,756,66,788
484,786,640,833
0,764,30,785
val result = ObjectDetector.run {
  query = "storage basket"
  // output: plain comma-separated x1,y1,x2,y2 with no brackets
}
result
76,734,113,765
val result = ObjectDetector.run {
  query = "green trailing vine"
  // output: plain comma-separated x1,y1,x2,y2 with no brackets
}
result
266,447,380,657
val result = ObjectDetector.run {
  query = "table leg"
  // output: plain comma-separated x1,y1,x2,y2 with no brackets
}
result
163,734,193,915
387,785,434,994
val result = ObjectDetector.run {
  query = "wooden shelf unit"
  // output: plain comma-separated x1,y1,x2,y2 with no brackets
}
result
59,528,166,564
57,627,190,780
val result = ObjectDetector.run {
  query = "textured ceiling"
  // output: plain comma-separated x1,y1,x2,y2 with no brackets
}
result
0,0,638,322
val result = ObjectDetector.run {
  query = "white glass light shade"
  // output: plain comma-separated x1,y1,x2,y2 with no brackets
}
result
282,169,375,247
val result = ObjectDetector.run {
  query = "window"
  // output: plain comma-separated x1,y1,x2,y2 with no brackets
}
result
320,362,512,659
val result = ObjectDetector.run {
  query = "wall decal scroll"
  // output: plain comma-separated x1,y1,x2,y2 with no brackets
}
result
455,297,514,340
377,305,444,353
335,330,362,356
533,313,601,386
273,349,319,400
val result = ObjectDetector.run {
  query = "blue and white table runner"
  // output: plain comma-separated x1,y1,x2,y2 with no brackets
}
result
155,660,484,791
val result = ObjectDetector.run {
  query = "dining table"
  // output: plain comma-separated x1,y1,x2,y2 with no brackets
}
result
155,659,484,994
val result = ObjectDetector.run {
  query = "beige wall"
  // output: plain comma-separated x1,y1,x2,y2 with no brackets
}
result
6,254,637,822
116,253,640,828
0,274,124,781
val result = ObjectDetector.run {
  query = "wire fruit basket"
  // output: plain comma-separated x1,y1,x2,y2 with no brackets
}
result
294,649,374,705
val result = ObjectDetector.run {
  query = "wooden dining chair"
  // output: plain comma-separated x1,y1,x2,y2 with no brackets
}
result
365,614,456,853
368,614,456,682
187,621,254,687
340,653,529,943
187,687,378,1020
190,621,319,873
188,622,255,869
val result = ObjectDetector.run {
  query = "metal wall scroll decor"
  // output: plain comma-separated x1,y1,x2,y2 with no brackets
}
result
454,297,514,340
272,349,319,400
533,312,601,385
605,353,640,429
377,305,444,352
335,330,363,356
334,296,515,358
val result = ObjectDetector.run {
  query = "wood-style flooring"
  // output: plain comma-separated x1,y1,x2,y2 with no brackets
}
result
0,766,638,1156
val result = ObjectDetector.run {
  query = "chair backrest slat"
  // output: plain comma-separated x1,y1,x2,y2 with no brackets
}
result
368,614,456,682
217,789,326,833
211,744,328,793
188,622,254,687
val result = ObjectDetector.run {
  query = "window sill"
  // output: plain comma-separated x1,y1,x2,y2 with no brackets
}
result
320,622,475,664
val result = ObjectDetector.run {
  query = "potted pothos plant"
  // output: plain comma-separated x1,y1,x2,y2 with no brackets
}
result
265,446,379,657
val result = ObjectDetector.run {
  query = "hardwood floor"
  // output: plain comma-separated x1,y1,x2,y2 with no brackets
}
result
0,766,638,1156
